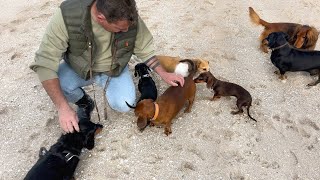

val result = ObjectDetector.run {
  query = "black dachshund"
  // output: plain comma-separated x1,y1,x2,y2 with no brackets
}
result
264,32,320,86
134,63,157,102
24,120,103,180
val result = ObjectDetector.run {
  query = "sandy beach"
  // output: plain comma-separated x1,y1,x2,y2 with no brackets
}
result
0,0,319,179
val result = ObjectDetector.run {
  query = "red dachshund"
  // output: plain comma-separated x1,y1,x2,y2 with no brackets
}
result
127,59,197,135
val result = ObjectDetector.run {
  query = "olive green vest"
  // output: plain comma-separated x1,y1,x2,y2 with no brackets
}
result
60,0,137,79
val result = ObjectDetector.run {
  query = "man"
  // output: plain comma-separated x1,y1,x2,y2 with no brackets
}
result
30,0,184,133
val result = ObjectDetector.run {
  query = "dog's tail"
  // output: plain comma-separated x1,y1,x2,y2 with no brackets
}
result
249,7,269,28
179,59,197,77
247,105,257,122
125,101,136,109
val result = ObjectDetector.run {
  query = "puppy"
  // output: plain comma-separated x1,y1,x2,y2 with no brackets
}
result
134,63,157,102
128,59,197,135
264,32,320,86
156,55,210,76
249,7,319,53
194,71,257,122
24,120,103,180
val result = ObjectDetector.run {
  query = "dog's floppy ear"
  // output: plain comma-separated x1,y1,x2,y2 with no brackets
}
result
306,27,319,47
134,70,137,77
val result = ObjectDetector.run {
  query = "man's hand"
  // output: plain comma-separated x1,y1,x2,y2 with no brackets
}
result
154,65,185,87
58,105,80,133
42,78,80,133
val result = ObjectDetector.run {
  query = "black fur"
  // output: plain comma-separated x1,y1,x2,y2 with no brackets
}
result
134,63,157,102
265,32,320,86
24,120,103,180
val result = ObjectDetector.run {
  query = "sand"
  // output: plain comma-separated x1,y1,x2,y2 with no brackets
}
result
0,0,319,179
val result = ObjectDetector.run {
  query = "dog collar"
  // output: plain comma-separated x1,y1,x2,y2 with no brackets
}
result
142,74,150,78
271,42,289,51
151,102,159,120
62,150,80,162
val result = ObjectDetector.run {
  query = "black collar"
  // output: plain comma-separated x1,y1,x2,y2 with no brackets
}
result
271,42,289,51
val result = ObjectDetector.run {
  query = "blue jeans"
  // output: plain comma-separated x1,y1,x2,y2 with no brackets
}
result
58,62,136,112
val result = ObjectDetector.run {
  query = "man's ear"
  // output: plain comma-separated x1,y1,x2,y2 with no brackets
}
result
96,13,106,23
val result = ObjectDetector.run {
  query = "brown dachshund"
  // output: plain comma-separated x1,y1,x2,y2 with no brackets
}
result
249,7,319,53
128,59,197,135
194,71,257,122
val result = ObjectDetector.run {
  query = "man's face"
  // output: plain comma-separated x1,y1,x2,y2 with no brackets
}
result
98,16,130,33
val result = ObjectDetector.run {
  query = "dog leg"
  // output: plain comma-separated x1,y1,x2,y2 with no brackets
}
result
274,70,287,80
184,96,195,113
164,123,172,136
211,95,221,101
231,104,244,115
307,74,320,86
308,69,319,76
231,109,243,115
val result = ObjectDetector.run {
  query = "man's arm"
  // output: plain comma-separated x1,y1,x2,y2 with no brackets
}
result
42,79,79,133
30,8,79,133
145,56,184,86
133,17,184,86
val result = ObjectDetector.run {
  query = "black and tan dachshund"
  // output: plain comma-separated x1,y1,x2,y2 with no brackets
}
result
134,63,157,102
264,32,320,86
24,120,103,180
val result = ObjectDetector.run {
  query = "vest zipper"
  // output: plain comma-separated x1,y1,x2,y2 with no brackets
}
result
88,41,93,79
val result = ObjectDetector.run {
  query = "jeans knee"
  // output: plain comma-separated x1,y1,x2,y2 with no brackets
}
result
108,98,134,112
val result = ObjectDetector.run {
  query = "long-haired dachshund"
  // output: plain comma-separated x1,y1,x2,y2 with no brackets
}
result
134,63,157,102
264,32,320,86
249,7,319,53
24,120,103,180
127,59,197,135
157,55,210,77
194,71,256,122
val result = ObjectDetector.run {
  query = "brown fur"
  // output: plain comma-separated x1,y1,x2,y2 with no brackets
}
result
156,55,210,73
194,72,257,122
249,7,319,53
133,59,197,135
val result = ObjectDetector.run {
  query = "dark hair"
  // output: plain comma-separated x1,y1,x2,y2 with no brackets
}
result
96,0,138,24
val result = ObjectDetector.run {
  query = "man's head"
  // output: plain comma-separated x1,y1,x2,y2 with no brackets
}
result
95,0,138,32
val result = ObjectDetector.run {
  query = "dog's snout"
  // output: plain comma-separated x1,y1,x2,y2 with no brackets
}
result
262,39,268,45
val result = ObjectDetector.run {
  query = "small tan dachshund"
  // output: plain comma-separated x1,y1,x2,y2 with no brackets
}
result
194,71,257,122
156,55,210,77
127,59,197,135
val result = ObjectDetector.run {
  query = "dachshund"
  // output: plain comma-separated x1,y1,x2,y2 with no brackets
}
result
249,7,319,53
24,120,103,180
127,59,197,135
134,63,157,102
263,32,320,86
157,55,210,77
194,71,257,122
